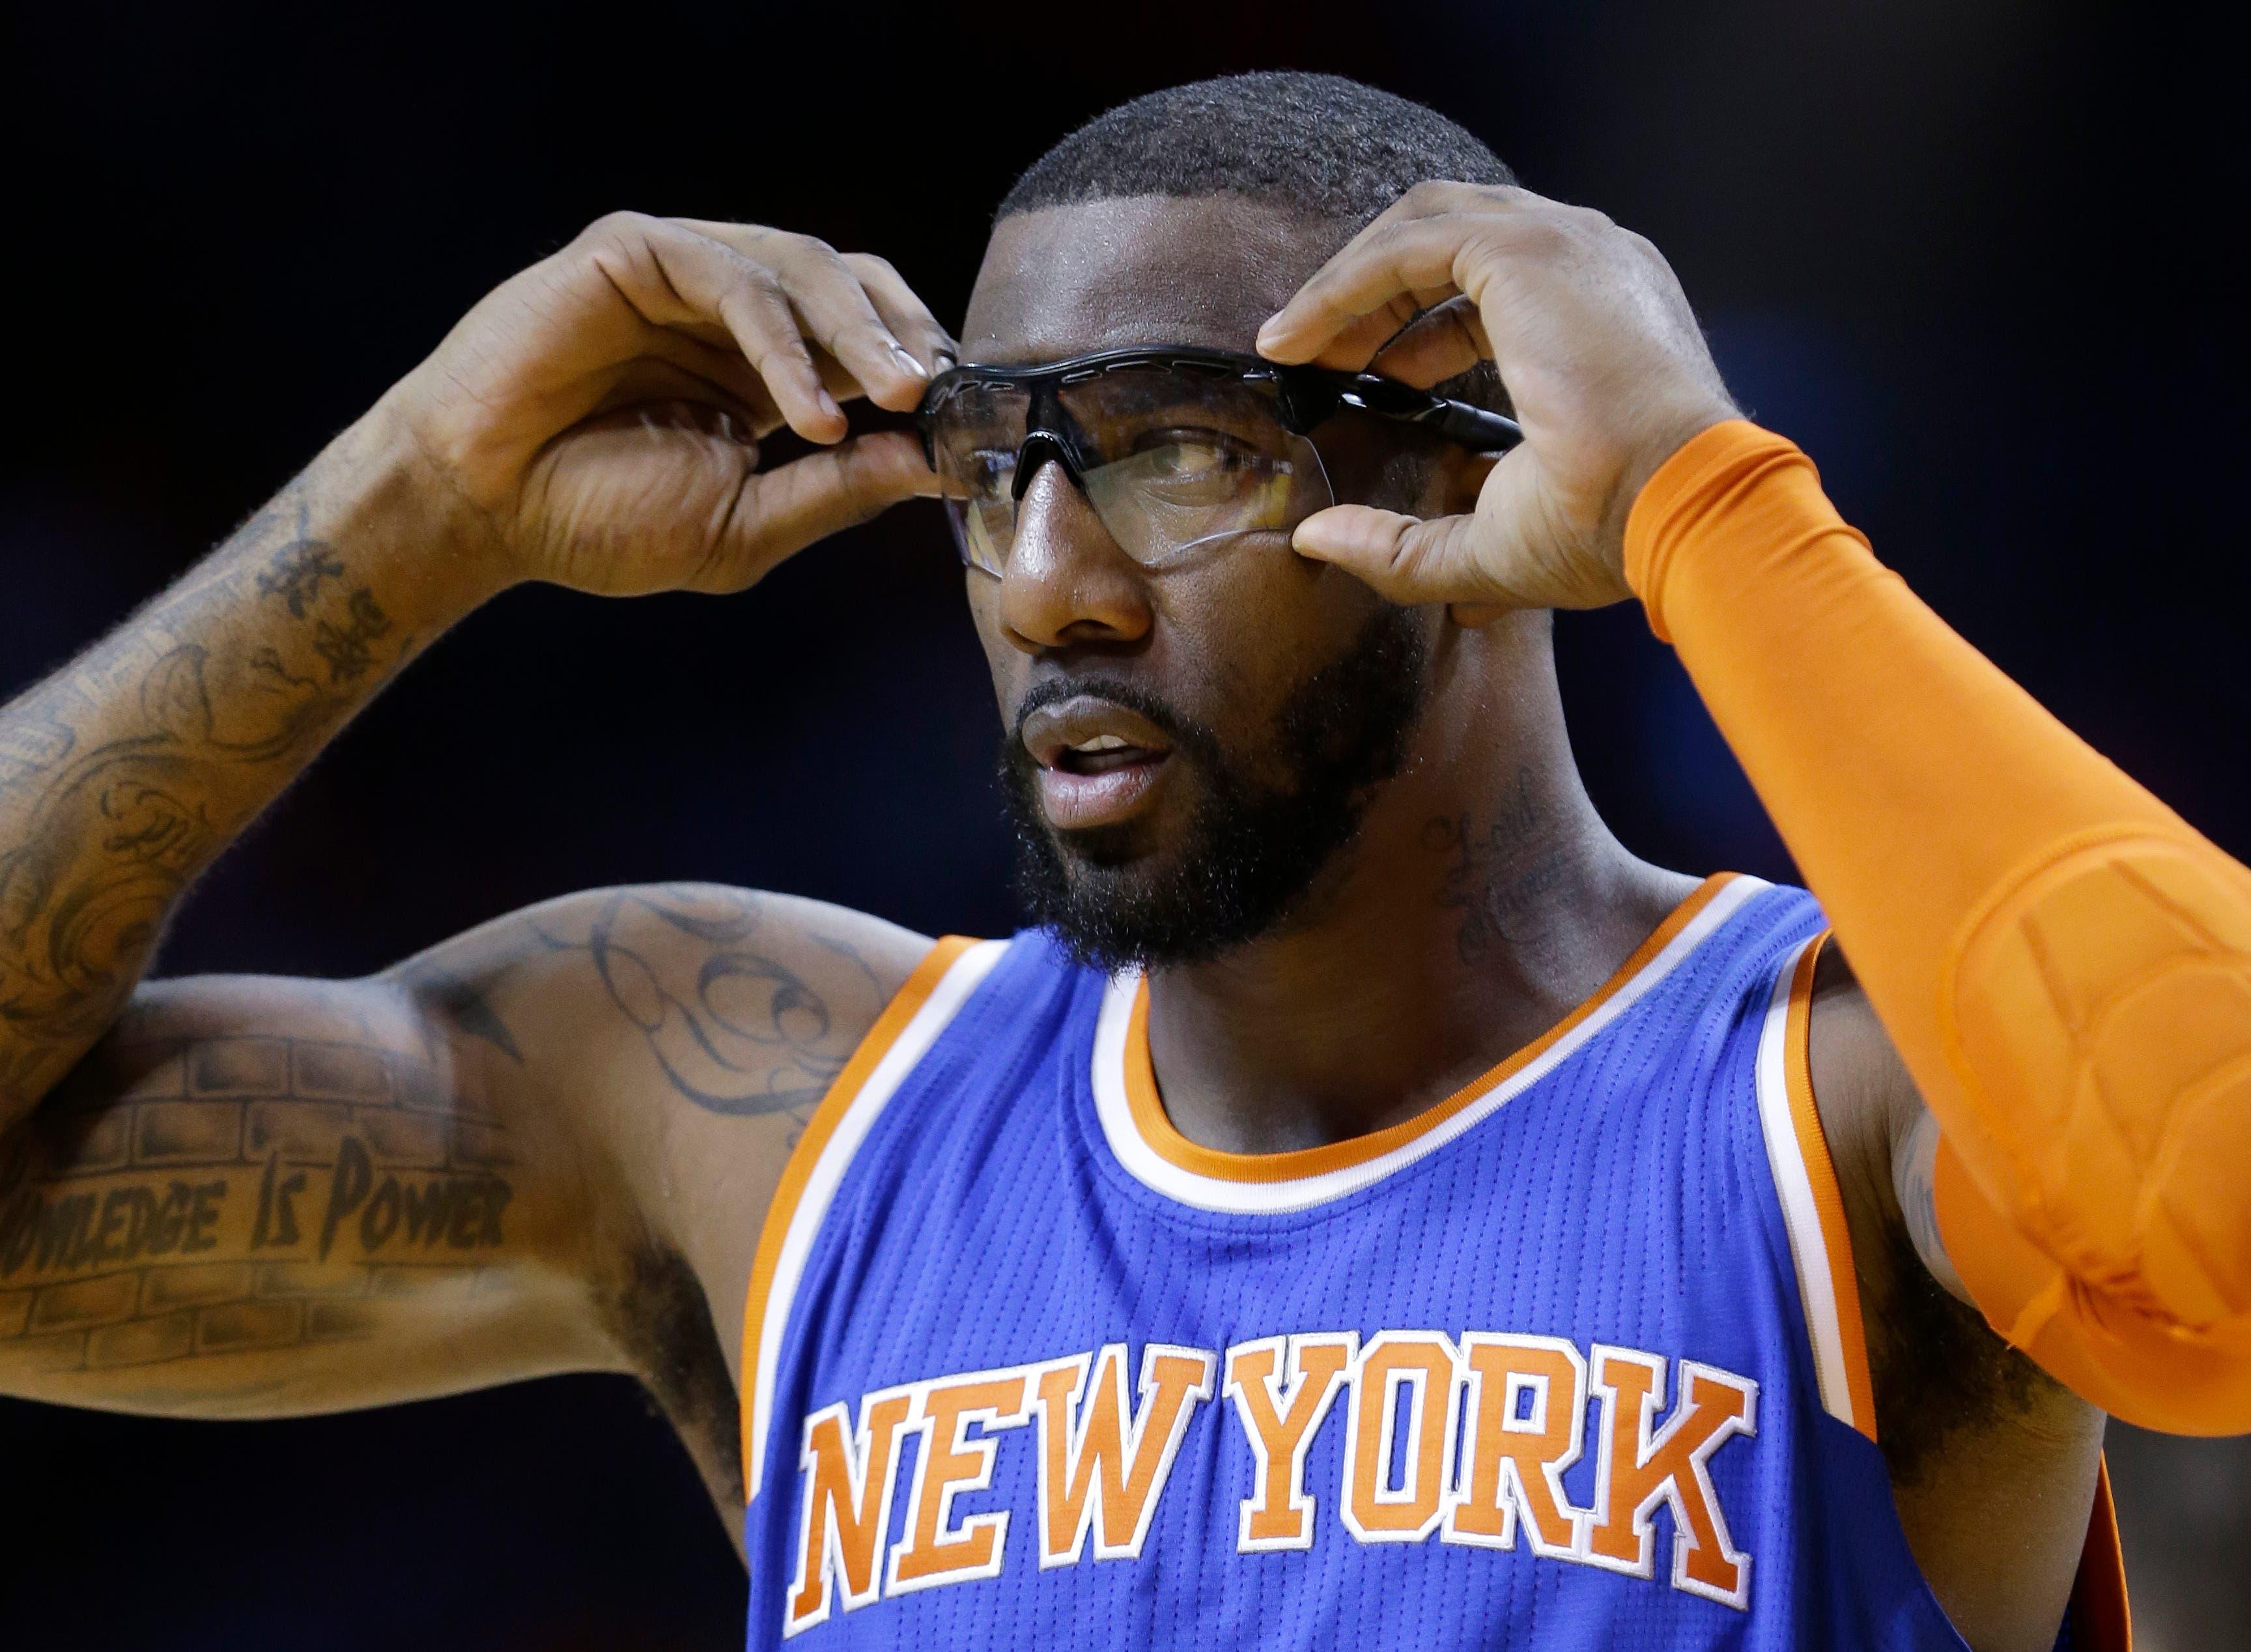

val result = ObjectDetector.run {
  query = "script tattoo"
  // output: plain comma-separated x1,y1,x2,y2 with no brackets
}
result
1425,769,1570,965
0,477,410,1109
0,1027,513,1381
533,885,875,1117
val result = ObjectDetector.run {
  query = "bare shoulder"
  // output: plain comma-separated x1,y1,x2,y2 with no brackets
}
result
378,883,935,1530
384,883,933,1118
375,880,936,1315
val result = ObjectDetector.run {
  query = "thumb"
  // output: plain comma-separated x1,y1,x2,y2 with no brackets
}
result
1290,505,1499,608
696,429,944,592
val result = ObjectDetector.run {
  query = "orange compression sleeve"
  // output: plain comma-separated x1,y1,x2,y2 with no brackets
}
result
1626,420,2251,1434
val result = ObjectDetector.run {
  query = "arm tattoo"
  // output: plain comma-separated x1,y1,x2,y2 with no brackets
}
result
253,517,347,617
0,478,417,1112
311,589,393,685
0,1023,513,1382
531,885,879,1117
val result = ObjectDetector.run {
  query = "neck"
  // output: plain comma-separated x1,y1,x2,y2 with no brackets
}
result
1144,618,1696,1156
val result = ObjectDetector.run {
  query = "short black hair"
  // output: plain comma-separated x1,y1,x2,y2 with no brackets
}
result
997,71,1514,228
997,73,1517,415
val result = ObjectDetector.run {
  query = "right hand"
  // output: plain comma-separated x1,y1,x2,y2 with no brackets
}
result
380,212,956,597
1256,183,1737,616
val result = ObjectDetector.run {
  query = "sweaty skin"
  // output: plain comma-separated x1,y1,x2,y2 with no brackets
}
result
0,189,2110,1648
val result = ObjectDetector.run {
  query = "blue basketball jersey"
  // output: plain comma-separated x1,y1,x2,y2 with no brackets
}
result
737,874,2118,1648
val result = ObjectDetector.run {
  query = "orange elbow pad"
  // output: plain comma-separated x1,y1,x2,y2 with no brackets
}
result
1935,831,2251,1434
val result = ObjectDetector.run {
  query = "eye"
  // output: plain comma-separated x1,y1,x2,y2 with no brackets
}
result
965,448,1017,492
1133,429,1260,483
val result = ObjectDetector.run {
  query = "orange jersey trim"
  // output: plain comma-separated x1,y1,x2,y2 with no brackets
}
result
1783,933,1878,1443
738,935,978,1495
2073,1456,2132,1651
1120,873,1737,1185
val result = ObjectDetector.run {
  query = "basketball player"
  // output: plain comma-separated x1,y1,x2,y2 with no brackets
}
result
1,74,2239,1648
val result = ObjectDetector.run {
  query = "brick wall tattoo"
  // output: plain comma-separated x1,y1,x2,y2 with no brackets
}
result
0,1032,511,1376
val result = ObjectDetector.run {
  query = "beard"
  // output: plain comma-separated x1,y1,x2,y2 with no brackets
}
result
998,606,1432,972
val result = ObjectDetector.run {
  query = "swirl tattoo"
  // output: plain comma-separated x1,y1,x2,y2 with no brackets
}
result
0,478,408,1112
533,886,875,1116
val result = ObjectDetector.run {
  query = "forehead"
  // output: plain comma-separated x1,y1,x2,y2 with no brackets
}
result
962,194,1348,365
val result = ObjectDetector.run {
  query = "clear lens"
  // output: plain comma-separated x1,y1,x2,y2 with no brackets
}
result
928,379,1029,576
1079,433,1324,565
925,365,1332,573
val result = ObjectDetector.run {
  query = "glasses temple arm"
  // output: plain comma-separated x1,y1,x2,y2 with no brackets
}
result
1426,401,1523,453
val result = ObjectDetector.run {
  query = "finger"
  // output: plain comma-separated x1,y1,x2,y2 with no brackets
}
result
1290,504,1499,609
1252,185,1480,364
735,343,901,438
842,253,958,377
1297,299,1424,374
675,221,927,414
1256,182,1562,364
608,221,848,443
708,264,851,441
1368,295,1493,388
1299,279,1475,374
1259,208,1555,365
767,241,932,413
697,430,945,592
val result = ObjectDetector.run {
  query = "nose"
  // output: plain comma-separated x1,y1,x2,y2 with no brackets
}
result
995,461,1154,655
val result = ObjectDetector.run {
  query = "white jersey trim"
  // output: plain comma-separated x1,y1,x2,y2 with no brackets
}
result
1751,935,1860,1436
1091,875,1768,1216
747,937,1009,1501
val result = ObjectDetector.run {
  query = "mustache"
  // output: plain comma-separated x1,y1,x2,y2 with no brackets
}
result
1006,676,1227,771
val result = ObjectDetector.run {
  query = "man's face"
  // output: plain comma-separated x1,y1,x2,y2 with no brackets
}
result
960,195,1452,969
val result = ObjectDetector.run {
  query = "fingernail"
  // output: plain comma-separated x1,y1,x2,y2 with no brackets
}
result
933,350,957,375
817,390,844,421
1256,316,1286,347
891,344,930,380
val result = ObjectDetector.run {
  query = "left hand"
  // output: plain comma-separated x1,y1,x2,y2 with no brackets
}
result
1256,182,1738,615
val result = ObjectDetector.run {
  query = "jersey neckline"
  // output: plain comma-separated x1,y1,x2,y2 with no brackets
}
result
1089,871,1764,1215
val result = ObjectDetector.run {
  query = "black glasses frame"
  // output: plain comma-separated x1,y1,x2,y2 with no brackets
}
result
916,345,1522,502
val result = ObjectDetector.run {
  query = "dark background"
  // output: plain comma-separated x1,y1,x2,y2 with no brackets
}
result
3,3,2244,1645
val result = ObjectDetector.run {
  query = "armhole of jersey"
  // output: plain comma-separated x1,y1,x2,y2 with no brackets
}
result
1758,934,2133,1647
736,933,1006,1504
1753,930,1880,1442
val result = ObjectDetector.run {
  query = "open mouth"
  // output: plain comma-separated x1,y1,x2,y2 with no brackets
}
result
1019,697,1178,832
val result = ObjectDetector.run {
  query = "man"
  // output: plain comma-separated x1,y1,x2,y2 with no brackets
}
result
1,70,2242,1648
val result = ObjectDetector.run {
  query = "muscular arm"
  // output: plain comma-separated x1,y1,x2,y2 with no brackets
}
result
0,882,926,1527
1,211,946,1129
0,210,953,1535
1626,420,2251,1434
0,421,477,1121
0,960,602,1416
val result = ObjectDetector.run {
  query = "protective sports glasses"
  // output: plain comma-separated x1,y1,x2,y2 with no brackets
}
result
916,347,1522,576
